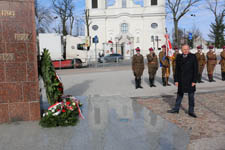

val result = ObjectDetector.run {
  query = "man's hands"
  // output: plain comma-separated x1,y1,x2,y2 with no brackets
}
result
175,82,196,87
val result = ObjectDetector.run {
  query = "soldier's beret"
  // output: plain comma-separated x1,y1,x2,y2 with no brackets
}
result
197,45,203,49
149,48,153,51
208,45,214,49
223,46,225,49
161,45,166,48
135,47,140,51
174,47,178,50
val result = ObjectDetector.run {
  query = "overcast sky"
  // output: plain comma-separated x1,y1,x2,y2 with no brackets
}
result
40,0,222,41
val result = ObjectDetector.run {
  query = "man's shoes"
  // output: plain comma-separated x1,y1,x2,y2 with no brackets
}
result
188,112,197,118
167,109,179,114
167,83,171,86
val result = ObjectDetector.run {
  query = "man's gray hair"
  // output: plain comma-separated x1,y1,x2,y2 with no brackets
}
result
181,44,190,48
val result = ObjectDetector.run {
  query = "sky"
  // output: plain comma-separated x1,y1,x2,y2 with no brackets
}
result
39,0,222,41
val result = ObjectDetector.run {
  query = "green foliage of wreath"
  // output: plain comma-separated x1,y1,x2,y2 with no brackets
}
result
39,108,79,128
40,49,63,105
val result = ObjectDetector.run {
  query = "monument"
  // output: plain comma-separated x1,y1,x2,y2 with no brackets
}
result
0,0,40,123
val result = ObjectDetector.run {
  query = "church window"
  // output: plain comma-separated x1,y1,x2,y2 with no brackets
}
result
151,23,158,29
122,0,127,8
151,0,157,5
121,23,128,33
136,37,140,43
92,0,98,8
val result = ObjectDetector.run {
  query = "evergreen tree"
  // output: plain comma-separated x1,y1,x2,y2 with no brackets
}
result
209,14,225,48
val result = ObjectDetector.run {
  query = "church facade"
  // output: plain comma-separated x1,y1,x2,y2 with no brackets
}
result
86,0,166,59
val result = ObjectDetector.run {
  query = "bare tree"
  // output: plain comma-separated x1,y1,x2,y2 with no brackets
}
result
172,27,185,47
166,0,202,46
35,0,53,34
207,0,225,48
68,6,75,35
85,9,92,49
52,0,75,36
85,9,91,37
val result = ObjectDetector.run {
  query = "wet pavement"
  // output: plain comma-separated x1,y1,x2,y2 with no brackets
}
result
0,96,189,150
137,91,225,150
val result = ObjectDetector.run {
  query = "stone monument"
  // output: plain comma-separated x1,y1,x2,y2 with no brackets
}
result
0,0,40,123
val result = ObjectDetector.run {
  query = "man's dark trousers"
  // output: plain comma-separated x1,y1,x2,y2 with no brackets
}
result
174,92,195,113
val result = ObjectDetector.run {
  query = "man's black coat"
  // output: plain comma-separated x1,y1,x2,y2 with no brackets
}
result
174,53,198,94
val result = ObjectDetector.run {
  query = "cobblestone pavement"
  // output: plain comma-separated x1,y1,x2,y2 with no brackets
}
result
137,91,225,150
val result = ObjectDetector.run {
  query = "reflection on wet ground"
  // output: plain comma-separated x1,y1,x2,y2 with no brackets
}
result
0,96,189,150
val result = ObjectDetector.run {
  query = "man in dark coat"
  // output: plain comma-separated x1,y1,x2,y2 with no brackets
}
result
132,47,144,89
167,44,198,118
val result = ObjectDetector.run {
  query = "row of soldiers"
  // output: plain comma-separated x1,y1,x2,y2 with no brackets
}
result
132,45,225,89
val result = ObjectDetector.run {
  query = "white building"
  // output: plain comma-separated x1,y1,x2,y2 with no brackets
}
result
86,0,166,59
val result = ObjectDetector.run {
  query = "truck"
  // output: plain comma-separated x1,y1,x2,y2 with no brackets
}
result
39,33,89,68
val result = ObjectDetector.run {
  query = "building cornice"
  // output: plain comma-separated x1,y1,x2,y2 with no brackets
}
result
90,13,166,19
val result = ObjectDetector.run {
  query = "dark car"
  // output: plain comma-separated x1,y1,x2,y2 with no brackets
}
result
99,54,124,63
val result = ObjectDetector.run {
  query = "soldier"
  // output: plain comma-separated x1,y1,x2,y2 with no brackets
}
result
147,48,159,87
159,45,171,86
219,46,225,81
207,45,217,82
132,47,144,89
195,45,206,83
171,47,179,82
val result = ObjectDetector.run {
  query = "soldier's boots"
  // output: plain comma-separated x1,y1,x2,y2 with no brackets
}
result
162,77,166,86
197,75,200,83
208,75,212,82
135,78,138,89
138,79,143,89
149,78,156,87
166,77,171,86
222,72,225,81
149,78,153,87
198,74,204,83
200,74,204,83
208,74,216,82
152,77,156,87
211,75,216,82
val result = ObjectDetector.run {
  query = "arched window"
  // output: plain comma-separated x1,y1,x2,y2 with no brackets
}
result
121,23,128,33
122,0,127,8
136,37,140,43
92,0,98,8
151,0,157,5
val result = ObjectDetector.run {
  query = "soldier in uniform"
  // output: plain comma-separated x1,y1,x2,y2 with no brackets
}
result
195,45,206,83
132,47,144,89
219,46,225,81
172,47,179,83
207,45,217,82
147,48,158,87
159,45,171,86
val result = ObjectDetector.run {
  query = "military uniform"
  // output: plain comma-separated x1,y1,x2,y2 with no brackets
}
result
219,47,225,81
132,47,144,89
172,49,179,82
207,46,217,82
159,45,171,86
147,48,158,87
195,46,206,83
